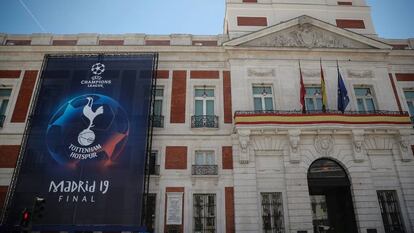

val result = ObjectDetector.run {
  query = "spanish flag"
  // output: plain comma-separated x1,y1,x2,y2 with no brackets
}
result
320,60,328,112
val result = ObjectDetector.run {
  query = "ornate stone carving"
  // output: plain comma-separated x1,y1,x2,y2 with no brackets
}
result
314,135,334,156
241,23,372,49
397,130,412,162
347,70,374,79
288,129,301,163
238,129,251,164
247,68,275,77
352,129,365,162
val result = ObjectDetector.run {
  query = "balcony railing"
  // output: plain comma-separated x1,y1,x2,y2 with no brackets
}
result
192,165,218,175
152,115,164,128
0,115,5,127
234,110,411,126
149,165,160,175
191,115,219,128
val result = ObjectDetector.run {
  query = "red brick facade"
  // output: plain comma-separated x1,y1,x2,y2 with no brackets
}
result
190,70,220,79
0,70,21,78
192,40,218,46
0,145,20,168
145,40,171,46
222,146,233,170
52,40,77,46
165,146,187,169
396,73,414,81
237,17,268,26
337,1,352,5
225,187,235,233
243,0,257,2
98,40,124,46
223,71,233,124
336,19,365,29
157,70,170,79
170,70,187,123
11,70,38,123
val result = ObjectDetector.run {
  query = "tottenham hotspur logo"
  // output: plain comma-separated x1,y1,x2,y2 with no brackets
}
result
78,97,104,146
91,63,105,75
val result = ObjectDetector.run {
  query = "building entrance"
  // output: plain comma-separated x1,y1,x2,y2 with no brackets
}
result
307,159,358,233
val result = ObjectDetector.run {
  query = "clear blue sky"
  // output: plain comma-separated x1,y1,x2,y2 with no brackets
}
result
0,0,413,39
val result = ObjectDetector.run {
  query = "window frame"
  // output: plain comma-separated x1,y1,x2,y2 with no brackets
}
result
260,192,285,233
194,87,215,116
153,86,164,116
304,85,323,111
377,190,406,233
194,150,216,166
403,89,414,116
354,85,377,112
252,85,274,111
193,193,217,233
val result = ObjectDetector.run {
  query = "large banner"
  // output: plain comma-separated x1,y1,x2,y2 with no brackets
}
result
3,54,156,230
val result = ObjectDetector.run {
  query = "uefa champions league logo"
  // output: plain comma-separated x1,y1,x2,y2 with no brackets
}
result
91,63,105,76
78,97,104,146
46,94,129,167
80,63,111,88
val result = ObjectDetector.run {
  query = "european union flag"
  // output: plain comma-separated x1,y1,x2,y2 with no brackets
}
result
337,67,349,112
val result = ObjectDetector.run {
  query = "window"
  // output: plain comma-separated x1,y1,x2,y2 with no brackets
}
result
305,86,323,111
404,90,414,115
195,151,215,165
261,192,285,233
148,151,159,175
194,194,216,233
354,87,376,112
153,87,164,127
253,85,274,111
193,151,217,175
377,190,405,233
192,87,218,128
0,88,12,127
144,193,156,233
195,87,215,116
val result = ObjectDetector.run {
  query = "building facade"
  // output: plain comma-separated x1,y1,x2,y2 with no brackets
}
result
1,0,414,233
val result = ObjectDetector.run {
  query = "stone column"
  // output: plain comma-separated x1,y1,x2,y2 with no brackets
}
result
232,131,261,233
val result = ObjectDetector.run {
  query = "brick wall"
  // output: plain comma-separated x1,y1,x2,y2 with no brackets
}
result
336,19,365,29
223,71,233,124
237,17,268,26
225,187,235,233
165,146,187,169
170,71,187,123
11,70,38,122
0,145,20,168
396,73,414,81
222,146,233,169
0,70,21,78
190,70,219,79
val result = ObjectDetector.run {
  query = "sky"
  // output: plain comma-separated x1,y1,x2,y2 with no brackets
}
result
0,0,413,39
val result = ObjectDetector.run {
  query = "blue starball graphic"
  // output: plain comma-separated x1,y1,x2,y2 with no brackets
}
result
46,94,129,167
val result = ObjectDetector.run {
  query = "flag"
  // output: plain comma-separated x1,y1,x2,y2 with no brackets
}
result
337,66,349,112
320,60,328,112
299,62,306,113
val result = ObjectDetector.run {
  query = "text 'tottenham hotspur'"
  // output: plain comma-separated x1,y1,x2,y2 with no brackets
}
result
49,180,109,203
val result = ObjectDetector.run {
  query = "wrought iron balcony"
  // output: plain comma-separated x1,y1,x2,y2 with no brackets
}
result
191,115,219,128
234,110,411,126
192,165,218,175
0,115,5,127
152,115,164,128
149,165,160,175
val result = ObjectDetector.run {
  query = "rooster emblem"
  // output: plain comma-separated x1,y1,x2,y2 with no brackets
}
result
77,97,104,146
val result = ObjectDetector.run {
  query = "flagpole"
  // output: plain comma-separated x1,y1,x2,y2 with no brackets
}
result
299,60,306,113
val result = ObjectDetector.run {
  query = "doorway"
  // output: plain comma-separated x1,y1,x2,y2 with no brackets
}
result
307,159,358,233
